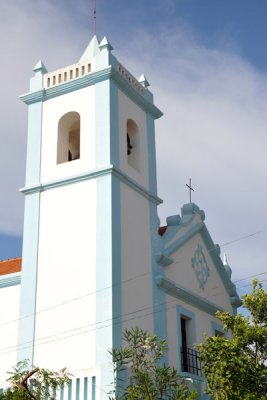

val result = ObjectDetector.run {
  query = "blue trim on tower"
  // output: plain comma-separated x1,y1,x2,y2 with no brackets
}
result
111,175,122,350
110,81,120,166
95,174,114,397
20,165,162,205
17,192,41,365
95,79,112,167
17,97,43,366
24,102,43,186
146,113,158,194
94,71,122,397
146,112,168,356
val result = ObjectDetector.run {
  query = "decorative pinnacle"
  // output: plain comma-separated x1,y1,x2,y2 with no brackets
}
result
138,74,150,88
223,253,232,279
99,36,113,51
79,35,100,61
33,60,47,74
223,253,229,266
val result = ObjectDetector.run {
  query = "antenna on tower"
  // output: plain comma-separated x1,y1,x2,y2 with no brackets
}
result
93,0,96,35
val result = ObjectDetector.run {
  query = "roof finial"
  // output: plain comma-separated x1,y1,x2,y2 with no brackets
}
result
93,0,96,35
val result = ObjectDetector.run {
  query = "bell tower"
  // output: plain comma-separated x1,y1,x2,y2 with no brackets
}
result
18,36,163,398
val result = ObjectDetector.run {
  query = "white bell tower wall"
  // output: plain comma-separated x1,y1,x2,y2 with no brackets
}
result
18,36,163,399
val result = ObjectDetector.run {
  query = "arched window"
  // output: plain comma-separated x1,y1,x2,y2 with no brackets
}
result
57,112,80,164
127,119,139,170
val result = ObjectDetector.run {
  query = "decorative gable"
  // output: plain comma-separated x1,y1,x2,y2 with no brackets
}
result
156,203,241,315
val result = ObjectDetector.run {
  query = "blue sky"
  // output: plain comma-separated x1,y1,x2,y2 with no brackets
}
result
1,0,267,297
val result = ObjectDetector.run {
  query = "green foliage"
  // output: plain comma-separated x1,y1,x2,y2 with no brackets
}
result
109,327,197,400
197,279,267,400
0,360,70,400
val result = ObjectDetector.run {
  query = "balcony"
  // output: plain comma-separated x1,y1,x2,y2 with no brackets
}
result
181,347,202,377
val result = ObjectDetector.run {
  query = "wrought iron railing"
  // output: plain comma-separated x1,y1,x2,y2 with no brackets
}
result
181,347,202,377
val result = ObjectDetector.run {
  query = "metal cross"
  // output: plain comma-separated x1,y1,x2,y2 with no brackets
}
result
186,178,194,203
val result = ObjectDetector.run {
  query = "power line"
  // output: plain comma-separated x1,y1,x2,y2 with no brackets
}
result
1,225,267,330
221,228,267,248
1,254,266,331
1,275,267,356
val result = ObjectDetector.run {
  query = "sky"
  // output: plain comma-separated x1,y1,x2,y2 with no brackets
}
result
1,0,267,297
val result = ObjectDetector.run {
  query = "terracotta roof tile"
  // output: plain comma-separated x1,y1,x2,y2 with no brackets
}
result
0,257,22,276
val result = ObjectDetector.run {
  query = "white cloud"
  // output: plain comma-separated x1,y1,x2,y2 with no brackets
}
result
0,1,85,235
117,27,267,283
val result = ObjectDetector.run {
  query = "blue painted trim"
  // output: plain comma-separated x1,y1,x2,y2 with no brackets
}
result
150,211,168,359
20,67,163,119
95,174,115,396
20,165,162,205
110,80,120,166
162,203,241,313
68,380,72,400
165,222,204,256
112,166,161,203
76,378,80,400
20,68,113,104
83,378,88,400
211,321,225,336
0,388,3,394
0,274,21,288
145,111,168,358
24,102,43,186
20,89,45,104
95,79,112,167
91,377,96,400
176,306,196,372
192,244,210,290
162,204,204,245
17,84,43,366
146,113,157,194
200,224,242,309
156,275,224,316
60,384,64,400
111,69,162,118
111,175,122,350
155,252,173,266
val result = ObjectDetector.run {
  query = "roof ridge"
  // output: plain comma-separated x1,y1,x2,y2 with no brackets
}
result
0,256,22,263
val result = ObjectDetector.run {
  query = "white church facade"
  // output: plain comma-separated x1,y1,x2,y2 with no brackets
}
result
0,36,241,399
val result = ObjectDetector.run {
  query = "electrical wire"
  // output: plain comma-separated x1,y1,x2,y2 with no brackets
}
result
1,275,267,356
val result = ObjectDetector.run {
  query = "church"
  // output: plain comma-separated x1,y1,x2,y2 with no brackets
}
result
0,35,241,399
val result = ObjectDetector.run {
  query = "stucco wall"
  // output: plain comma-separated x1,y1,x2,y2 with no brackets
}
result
34,181,97,371
0,280,20,386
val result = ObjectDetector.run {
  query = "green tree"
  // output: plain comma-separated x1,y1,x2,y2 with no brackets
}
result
0,360,70,400
109,327,197,400
197,279,267,400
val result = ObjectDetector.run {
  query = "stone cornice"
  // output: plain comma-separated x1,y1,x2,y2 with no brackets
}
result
20,165,163,205
155,275,225,316
0,274,21,289
19,66,163,119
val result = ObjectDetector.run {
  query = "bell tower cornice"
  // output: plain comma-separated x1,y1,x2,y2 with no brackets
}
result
20,36,163,119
